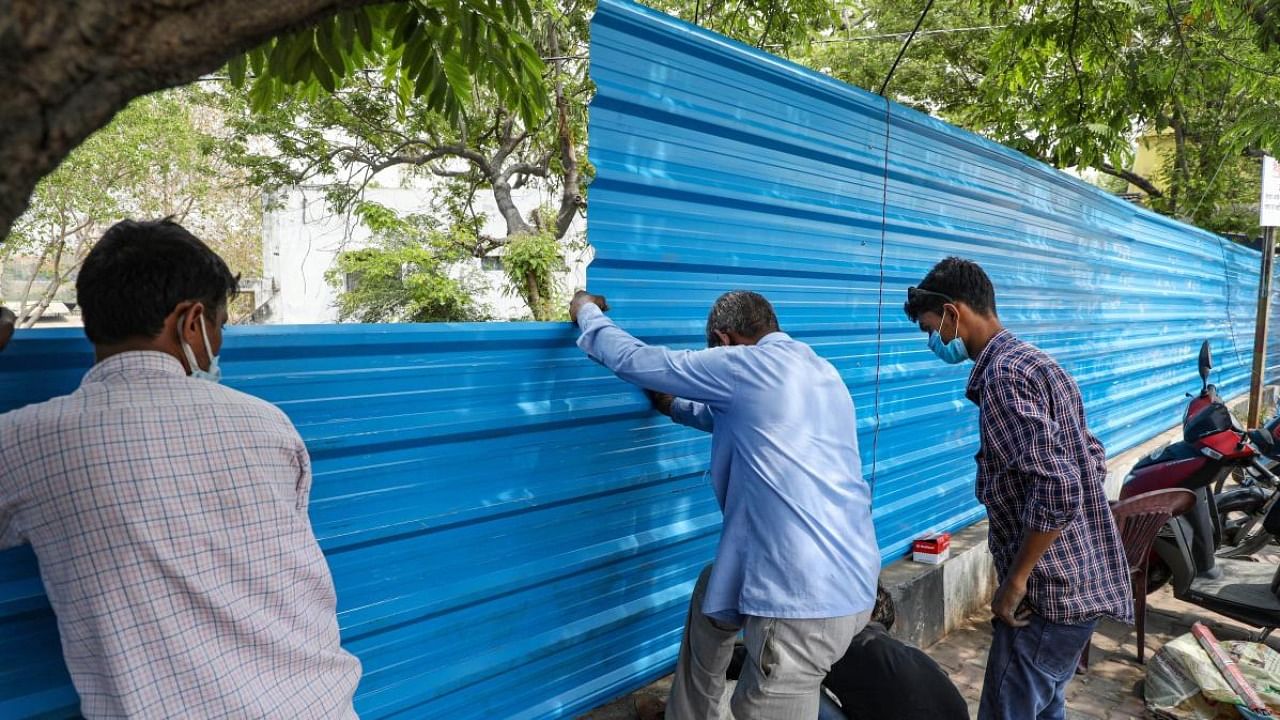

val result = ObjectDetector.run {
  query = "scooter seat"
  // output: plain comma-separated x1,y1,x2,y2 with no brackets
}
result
1186,556,1280,618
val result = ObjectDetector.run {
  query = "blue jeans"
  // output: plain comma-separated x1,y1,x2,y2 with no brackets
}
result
978,614,1096,720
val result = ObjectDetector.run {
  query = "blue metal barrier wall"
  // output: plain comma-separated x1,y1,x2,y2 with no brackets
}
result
0,1,1275,717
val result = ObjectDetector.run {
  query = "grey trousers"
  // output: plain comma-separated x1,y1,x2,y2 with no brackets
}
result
666,565,870,720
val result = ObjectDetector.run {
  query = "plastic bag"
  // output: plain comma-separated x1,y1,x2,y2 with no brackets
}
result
1146,632,1280,719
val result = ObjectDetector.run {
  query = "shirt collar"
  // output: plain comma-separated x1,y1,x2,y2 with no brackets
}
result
82,351,187,386
755,331,791,347
965,329,1015,404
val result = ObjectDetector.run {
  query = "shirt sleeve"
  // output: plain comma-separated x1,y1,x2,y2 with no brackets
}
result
0,426,25,549
981,373,1083,532
576,304,736,406
0,504,22,550
670,398,714,433
291,432,314,514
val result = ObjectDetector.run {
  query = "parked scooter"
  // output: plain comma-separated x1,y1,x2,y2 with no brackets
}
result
1120,345,1280,637
1178,342,1280,554
1122,341,1280,592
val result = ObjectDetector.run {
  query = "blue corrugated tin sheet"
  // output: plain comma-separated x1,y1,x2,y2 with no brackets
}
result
0,1,1276,717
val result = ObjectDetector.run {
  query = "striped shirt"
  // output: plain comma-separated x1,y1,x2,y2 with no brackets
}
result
967,331,1133,625
0,352,361,718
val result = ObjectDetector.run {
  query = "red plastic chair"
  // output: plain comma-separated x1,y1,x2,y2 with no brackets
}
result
1080,488,1197,670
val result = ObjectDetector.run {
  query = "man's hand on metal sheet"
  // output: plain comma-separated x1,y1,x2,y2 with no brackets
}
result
569,290,609,324
645,390,675,417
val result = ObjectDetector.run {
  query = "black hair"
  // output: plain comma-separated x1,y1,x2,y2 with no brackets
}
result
706,290,780,347
871,584,896,631
903,257,998,323
76,218,239,345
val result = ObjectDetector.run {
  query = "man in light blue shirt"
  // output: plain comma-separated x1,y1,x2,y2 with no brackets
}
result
570,290,880,720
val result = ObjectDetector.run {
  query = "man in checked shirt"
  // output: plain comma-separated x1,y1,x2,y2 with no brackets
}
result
0,219,361,718
903,257,1131,720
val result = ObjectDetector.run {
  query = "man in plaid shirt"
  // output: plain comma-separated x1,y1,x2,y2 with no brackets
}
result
0,220,360,718
904,258,1131,720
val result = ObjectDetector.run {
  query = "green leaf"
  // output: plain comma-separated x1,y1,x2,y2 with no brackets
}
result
354,9,375,53
442,50,473,107
247,47,265,76
313,54,337,93
428,65,451,110
316,20,346,75
267,38,291,74
403,33,429,75
228,54,247,87
286,37,314,84
414,52,441,98
395,12,421,46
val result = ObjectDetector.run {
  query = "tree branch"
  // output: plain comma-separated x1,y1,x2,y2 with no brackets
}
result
372,145,494,176
1097,163,1163,198
0,0,387,241
500,156,552,183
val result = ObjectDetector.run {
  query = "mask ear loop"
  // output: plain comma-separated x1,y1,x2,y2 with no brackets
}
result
197,315,215,369
941,304,959,344
178,306,214,373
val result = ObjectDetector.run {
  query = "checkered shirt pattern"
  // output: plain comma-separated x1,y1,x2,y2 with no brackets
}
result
0,352,362,718
967,331,1134,625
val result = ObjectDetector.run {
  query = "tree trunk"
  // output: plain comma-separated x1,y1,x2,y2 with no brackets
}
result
23,251,88,328
20,235,65,326
524,268,546,321
549,25,582,241
14,240,54,319
0,0,382,241
490,176,533,236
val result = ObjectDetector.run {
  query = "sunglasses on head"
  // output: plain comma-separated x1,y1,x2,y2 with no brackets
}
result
907,286,956,304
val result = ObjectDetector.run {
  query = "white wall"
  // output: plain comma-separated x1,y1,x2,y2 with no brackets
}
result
259,179,589,324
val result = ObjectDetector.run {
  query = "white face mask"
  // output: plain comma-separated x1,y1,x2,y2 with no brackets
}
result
179,311,222,383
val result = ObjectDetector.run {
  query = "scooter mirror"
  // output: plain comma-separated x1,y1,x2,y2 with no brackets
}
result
1198,340,1213,386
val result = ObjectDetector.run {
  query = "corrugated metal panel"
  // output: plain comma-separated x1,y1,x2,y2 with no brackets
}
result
0,1,1275,717
872,102,1267,555
0,324,719,719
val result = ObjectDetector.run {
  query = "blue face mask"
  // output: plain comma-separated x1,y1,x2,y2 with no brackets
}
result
180,312,222,383
928,309,969,364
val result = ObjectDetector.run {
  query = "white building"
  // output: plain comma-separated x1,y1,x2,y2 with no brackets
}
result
254,177,589,325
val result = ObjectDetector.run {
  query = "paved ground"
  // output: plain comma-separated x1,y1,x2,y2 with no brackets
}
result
580,582,1279,719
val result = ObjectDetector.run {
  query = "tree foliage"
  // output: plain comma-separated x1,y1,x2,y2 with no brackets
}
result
966,0,1279,232
4,89,261,326
324,201,487,322
230,1,549,128
220,0,589,321
643,0,838,51
0,0,550,242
